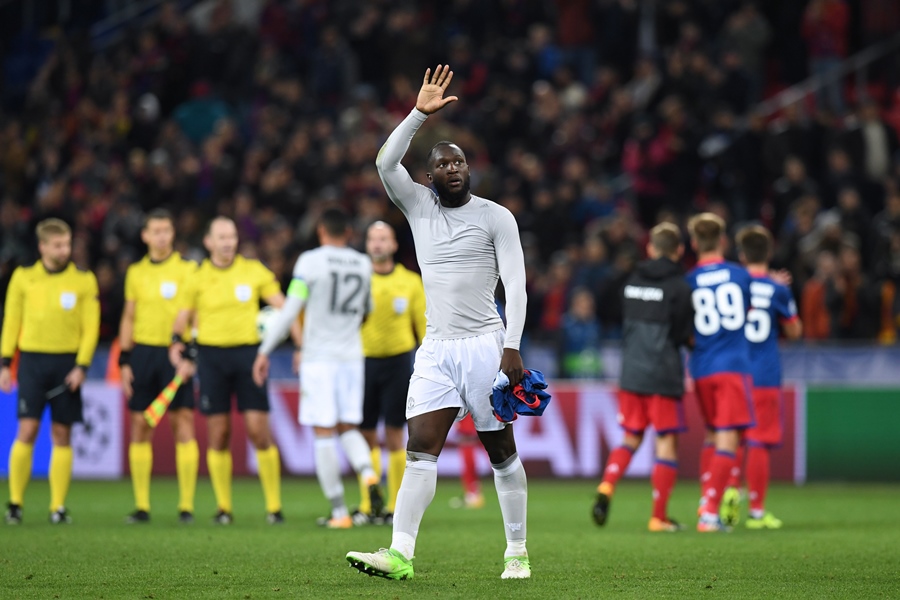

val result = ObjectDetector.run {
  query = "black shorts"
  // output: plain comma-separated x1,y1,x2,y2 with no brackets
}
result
361,351,413,430
16,352,82,425
197,344,268,415
128,344,195,412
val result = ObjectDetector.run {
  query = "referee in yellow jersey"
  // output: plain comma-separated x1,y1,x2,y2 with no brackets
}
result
1,219,100,525
356,221,425,523
169,216,298,525
119,209,198,524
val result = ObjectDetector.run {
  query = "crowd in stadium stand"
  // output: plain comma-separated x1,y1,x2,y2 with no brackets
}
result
2,0,900,369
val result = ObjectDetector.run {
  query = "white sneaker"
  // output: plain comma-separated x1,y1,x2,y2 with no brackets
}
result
501,556,531,579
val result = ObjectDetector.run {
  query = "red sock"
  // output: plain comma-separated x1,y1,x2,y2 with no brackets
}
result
703,451,736,516
460,441,480,495
699,443,716,501
601,446,636,488
746,444,769,513
727,444,745,489
651,460,678,521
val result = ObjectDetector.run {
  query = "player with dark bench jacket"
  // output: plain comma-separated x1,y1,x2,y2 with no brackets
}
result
1,218,100,525
593,222,694,532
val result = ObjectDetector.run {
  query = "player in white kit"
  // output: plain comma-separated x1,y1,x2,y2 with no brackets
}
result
346,65,530,580
253,208,383,528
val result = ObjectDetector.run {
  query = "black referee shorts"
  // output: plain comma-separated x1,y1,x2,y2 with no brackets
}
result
197,344,268,415
16,351,82,425
128,344,195,412
361,351,413,430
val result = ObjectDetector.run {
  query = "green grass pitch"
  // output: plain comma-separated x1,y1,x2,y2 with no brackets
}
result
1,478,898,599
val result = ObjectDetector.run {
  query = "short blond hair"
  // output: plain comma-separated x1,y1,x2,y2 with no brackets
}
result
36,218,71,242
687,213,725,253
649,222,682,257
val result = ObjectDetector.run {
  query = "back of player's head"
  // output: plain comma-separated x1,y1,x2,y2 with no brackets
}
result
687,212,725,253
143,208,174,229
36,218,71,242
736,225,772,264
319,207,351,237
649,222,682,258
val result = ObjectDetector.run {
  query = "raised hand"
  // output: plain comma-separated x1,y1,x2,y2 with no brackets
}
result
416,64,459,115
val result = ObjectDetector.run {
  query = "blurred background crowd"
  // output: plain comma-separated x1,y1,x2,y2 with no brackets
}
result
2,0,900,377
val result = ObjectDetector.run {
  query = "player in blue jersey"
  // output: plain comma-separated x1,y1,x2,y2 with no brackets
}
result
729,225,802,529
685,213,755,532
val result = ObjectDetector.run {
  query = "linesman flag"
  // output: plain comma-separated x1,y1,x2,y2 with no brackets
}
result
143,375,184,428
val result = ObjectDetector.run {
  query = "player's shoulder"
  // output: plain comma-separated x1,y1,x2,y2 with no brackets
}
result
13,262,40,276
236,254,269,273
476,196,514,220
72,263,95,277
179,255,199,273
394,263,420,279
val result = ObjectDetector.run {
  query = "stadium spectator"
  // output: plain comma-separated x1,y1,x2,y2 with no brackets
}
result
801,0,850,114
801,249,839,340
0,0,899,351
559,287,602,378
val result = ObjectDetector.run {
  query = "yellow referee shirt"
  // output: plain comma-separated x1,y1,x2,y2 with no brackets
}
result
362,264,426,358
1,262,100,366
125,252,197,347
180,255,281,347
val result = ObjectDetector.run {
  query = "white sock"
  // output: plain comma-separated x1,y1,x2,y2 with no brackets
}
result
339,429,376,481
493,453,528,558
390,452,438,560
314,437,346,518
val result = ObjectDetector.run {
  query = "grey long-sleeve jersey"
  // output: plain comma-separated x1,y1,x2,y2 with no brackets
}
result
375,108,527,349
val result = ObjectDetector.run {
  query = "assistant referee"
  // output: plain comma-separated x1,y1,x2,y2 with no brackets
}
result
169,216,298,525
119,208,198,524
1,219,100,525
356,221,425,522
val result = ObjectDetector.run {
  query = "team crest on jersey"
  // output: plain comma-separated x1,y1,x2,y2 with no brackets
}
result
160,281,178,299
235,284,252,302
393,297,408,314
60,292,77,310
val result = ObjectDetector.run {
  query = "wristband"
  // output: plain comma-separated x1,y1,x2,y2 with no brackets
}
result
76,365,89,374
118,350,132,367
183,340,199,362
171,333,184,345
1,357,11,368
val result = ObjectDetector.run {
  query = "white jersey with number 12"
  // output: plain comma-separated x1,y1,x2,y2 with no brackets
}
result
292,246,372,361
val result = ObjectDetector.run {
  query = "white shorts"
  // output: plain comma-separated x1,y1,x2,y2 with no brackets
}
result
299,360,364,428
406,329,506,432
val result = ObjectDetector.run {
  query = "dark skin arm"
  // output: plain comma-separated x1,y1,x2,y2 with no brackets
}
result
500,347,524,387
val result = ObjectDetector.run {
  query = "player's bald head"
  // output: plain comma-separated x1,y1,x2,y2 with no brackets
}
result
366,220,398,263
206,216,237,237
367,220,395,240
